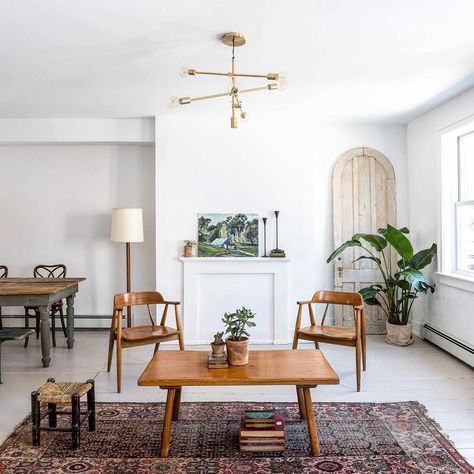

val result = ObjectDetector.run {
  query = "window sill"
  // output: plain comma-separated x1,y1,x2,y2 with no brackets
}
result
436,272,474,293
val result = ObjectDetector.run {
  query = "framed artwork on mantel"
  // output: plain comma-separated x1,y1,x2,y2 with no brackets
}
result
198,213,259,257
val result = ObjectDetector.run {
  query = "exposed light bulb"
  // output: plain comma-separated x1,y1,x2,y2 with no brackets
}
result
277,75,288,91
179,67,190,78
240,111,250,123
277,71,289,90
167,96,180,108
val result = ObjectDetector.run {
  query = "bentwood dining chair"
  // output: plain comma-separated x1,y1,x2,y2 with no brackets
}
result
292,290,366,392
24,264,67,348
108,291,184,393
0,265,8,329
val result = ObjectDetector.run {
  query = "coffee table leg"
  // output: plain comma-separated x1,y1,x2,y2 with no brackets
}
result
160,388,176,458
296,386,306,419
172,387,182,421
303,386,320,456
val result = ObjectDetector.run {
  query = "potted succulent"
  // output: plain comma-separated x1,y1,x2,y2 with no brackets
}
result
210,331,225,357
327,225,436,346
222,307,256,366
183,240,196,257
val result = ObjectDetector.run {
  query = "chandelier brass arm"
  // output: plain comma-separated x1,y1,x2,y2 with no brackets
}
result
179,91,231,105
186,69,279,81
178,83,279,106
238,83,279,94
168,32,287,128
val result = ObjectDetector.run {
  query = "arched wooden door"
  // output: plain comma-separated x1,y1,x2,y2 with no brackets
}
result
332,147,396,334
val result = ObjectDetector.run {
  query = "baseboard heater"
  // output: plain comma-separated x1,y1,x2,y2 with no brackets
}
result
423,324,474,367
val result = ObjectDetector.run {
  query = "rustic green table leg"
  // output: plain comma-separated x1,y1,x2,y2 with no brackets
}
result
66,294,75,349
39,305,51,368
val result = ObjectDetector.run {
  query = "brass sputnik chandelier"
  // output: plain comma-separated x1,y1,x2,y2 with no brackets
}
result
167,32,287,128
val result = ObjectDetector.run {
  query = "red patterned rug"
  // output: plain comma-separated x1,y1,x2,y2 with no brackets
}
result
0,401,471,473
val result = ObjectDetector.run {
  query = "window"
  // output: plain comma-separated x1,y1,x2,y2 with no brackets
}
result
439,118,474,280
456,132,474,273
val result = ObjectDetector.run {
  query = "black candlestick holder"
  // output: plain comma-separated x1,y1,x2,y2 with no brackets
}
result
270,210,286,257
262,217,268,257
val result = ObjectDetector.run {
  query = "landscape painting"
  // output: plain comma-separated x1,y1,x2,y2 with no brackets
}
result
198,213,259,257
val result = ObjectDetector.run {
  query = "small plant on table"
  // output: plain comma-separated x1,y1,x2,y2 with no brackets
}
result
222,307,256,366
210,331,225,357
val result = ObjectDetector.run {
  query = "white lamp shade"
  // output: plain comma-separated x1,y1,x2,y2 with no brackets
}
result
111,208,144,243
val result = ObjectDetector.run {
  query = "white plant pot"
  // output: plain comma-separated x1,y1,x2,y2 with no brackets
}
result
385,322,414,346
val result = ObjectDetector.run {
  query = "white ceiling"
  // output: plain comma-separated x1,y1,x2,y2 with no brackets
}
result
1,0,474,123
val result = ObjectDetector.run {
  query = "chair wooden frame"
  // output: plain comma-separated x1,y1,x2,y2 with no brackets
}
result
292,290,366,392
0,265,7,329
24,264,67,348
107,291,184,393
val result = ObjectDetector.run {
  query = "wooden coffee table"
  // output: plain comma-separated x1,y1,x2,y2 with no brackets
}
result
138,349,339,457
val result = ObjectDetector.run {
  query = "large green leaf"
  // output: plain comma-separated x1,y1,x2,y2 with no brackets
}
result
327,239,361,263
353,255,381,265
359,286,382,306
408,244,437,270
353,233,387,252
399,268,427,292
396,280,411,291
378,226,410,234
382,224,414,261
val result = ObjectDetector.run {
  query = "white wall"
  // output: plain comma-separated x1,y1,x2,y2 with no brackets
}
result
0,144,155,323
155,113,407,340
407,87,474,349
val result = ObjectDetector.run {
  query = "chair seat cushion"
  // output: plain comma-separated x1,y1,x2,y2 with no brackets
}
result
37,381,92,403
121,325,179,343
298,325,356,341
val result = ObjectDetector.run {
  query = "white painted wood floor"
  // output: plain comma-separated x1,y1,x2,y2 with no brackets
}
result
0,332,473,466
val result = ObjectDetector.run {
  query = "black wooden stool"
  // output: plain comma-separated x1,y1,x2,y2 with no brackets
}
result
31,378,95,449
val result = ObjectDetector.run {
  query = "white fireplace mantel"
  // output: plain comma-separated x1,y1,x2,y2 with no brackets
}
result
180,257,290,345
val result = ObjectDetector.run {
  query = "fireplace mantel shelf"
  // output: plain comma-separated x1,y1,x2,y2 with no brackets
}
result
180,257,290,262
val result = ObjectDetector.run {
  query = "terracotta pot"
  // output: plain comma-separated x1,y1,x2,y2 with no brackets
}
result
226,338,249,366
385,321,414,346
211,343,225,357
184,244,194,257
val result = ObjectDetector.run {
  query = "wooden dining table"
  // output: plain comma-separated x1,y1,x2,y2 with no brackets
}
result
0,278,85,367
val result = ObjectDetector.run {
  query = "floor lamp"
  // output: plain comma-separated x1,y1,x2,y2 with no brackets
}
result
111,208,144,327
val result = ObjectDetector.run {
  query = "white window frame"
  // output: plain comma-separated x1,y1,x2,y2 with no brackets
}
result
438,115,474,291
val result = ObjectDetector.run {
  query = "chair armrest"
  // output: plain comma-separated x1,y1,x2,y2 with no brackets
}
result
163,301,180,305
296,300,314,305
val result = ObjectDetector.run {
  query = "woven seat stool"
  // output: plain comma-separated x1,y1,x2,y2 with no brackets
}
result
31,378,95,449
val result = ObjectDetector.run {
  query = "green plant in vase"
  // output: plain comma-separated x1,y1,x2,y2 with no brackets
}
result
327,224,436,346
222,307,256,366
210,331,225,357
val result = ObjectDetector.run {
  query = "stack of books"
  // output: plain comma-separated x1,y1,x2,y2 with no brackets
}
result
239,410,285,452
207,353,228,369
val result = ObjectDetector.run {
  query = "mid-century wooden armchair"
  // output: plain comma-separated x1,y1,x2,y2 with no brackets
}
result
0,265,8,329
293,290,366,392
24,264,67,348
107,291,184,393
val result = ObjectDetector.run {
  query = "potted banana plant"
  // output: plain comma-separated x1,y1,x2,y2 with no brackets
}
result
327,225,436,346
